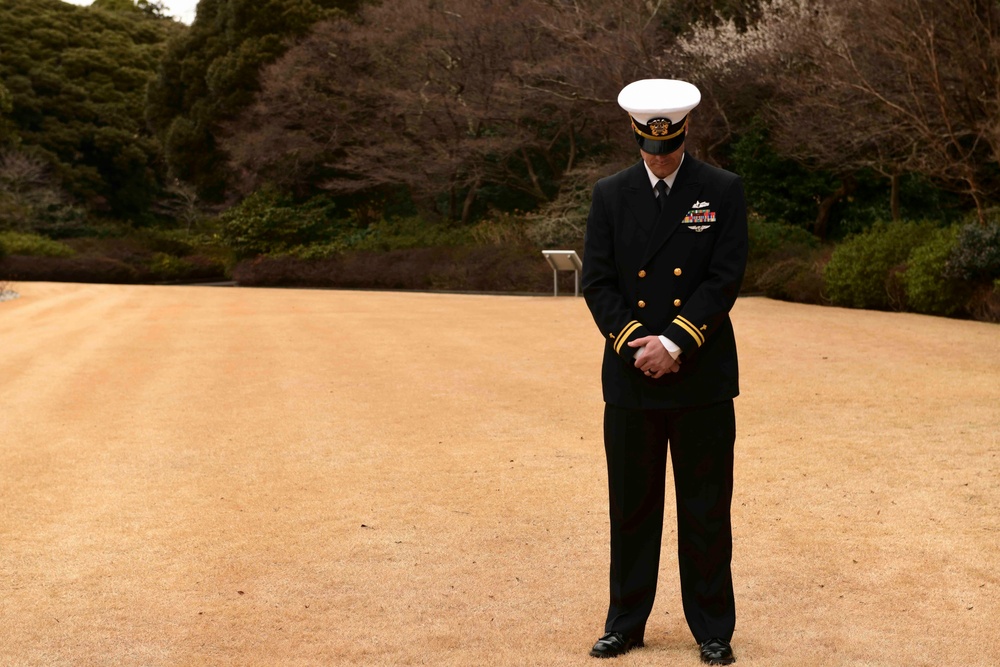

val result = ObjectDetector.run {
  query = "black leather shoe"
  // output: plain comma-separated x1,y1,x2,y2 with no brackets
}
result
699,638,735,665
590,632,643,658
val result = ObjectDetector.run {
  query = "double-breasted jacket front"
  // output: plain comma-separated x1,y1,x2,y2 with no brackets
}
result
582,155,749,409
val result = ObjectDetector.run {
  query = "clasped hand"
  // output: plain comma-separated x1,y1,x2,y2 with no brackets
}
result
628,336,681,379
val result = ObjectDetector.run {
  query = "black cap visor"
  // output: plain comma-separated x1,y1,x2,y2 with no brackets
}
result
634,132,685,155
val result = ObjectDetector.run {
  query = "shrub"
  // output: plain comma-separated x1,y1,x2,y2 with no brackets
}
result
148,253,192,280
63,236,157,267
747,214,819,262
744,215,820,293
824,221,936,310
0,230,229,284
347,216,473,252
901,226,971,316
281,215,482,259
470,213,533,247
217,189,338,258
0,231,76,257
233,244,556,293
147,253,227,283
286,243,344,261
0,255,140,283
966,280,1000,323
757,254,829,305
131,229,197,257
945,219,1000,282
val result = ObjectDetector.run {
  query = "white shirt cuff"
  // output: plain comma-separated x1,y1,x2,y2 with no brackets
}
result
659,335,681,359
632,336,681,360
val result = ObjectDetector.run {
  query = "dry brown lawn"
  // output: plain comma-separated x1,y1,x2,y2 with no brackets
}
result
0,282,997,667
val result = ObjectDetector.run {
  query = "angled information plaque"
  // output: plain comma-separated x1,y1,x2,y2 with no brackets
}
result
541,250,583,297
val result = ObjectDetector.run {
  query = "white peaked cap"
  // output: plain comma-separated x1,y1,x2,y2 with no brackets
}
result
617,79,701,124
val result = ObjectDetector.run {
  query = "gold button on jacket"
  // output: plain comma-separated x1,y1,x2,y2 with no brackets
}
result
638,300,646,309
674,268,682,276
674,299,682,307
638,270,647,278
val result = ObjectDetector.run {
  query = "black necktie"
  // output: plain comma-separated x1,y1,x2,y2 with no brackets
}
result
655,180,668,210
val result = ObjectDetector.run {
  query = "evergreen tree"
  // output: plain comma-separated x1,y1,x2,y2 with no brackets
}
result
0,0,181,219
146,0,361,200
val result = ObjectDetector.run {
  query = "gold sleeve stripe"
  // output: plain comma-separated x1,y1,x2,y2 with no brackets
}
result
615,320,640,342
614,321,643,354
673,318,704,348
676,315,706,345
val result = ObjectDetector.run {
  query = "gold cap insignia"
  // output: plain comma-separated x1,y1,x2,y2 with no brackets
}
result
648,118,671,136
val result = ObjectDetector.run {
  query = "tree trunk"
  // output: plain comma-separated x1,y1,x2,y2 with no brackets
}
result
521,147,548,202
460,176,481,225
890,173,900,221
973,192,986,225
566,124,576,173
814,174,856,240
967,174,986,225
449,176,458,222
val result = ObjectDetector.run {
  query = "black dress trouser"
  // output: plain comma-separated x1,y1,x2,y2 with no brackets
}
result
603,399,737,644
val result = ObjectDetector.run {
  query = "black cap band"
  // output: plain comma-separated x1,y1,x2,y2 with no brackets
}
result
631,115,688,154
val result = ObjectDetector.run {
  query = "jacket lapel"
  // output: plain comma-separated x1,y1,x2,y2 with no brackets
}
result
641,156,704,265
621,162,658,236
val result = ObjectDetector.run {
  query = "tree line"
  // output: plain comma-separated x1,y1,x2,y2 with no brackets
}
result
0,0,998,319
2,0,997,232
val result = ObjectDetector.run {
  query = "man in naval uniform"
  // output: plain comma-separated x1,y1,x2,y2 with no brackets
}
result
582,79,747,665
